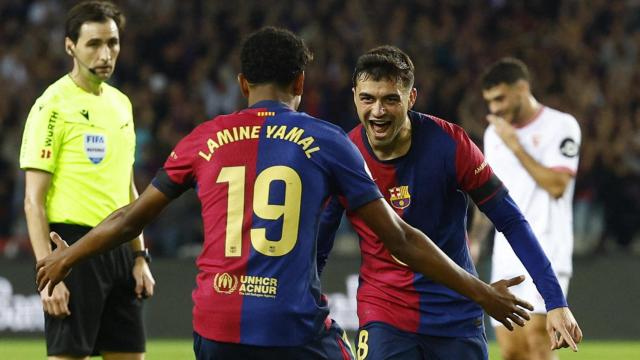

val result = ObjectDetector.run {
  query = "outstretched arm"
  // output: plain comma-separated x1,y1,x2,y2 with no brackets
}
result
481,191,582,351
468,204,494,264
354,198,533,330
24,169,71,318
36,185,172,295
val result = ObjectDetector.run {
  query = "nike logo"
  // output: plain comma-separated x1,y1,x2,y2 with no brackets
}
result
80,109,89,120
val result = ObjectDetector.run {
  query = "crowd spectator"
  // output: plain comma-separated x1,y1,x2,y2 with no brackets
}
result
2,0,639,257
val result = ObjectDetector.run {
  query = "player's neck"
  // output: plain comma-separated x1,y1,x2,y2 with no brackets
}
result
514,95,541,127
69,69,103,95
247,86,299,111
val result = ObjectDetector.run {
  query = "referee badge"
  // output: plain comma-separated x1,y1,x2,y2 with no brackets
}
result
84,134,107,164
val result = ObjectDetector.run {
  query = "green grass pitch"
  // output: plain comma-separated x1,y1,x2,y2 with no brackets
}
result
1,339,639,359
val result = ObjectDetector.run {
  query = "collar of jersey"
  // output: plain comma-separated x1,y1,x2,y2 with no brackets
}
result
248,100,293,112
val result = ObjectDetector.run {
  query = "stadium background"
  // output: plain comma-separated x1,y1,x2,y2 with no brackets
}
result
1,0,639,358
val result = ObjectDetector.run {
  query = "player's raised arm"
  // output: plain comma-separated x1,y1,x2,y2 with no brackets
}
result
354,197,533,330
36,185,172,295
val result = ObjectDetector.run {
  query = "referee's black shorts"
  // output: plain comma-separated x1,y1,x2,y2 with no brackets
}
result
45,223,146,357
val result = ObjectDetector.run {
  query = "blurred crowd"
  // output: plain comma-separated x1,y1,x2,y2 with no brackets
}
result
1,0,639,258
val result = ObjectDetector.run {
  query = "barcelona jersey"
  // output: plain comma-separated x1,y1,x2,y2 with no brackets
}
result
320,111,506,338
152,100,382,346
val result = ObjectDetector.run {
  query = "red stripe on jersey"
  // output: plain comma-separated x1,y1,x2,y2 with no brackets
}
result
427,115,493,193
188,110,266,343
347,127,421,332
337,335,352,360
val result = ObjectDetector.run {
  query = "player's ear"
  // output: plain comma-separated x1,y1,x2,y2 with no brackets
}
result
65,37,75,56
516,79,529,95
237,73,250,98
292,71,304,96
408,87,417,109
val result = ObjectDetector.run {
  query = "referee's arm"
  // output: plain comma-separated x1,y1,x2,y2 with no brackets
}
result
24,169,54,261
24,169,72,318
128,170,146,253
128,170,156,299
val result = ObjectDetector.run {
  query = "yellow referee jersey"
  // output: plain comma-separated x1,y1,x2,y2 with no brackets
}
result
20,75,136,227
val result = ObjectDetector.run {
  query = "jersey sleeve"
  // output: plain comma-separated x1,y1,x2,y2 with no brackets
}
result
325,131,382,211
19,100,64,173
449,123,507,205
481,192,568,310
151,133,197,198
541,115,581,175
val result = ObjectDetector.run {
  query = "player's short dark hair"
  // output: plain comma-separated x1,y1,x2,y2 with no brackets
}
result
481,57,530,90
352,45,415,89
65,1,125,43
240,26,313,87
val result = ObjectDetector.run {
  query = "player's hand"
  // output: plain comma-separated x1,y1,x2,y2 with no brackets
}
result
132,258,155,299
36,232,72,297
546,307,582,352
482,275,534,331
39,280,71,318
486,114,521,152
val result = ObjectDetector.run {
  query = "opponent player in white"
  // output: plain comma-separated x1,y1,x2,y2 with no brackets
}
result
471,57,581,360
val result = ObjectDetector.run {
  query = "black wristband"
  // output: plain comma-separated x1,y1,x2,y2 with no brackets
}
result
133,249,151,264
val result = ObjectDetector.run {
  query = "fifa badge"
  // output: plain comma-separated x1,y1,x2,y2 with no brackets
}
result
83,133,107,164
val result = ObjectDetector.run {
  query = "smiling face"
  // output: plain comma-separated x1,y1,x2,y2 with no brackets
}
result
66,19,120,82
353,77,416,150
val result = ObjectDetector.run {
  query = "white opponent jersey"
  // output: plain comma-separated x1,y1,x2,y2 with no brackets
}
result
485,106,580,278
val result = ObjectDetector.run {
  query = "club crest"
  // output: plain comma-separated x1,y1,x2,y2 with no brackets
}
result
84,134,106,164
389,185,411,209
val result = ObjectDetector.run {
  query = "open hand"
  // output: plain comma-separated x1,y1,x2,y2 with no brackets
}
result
482,275,534,330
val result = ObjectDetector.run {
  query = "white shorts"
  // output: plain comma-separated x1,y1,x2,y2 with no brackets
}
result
490,273,570,327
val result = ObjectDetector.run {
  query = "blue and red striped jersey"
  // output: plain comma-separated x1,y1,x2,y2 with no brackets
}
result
320,111,505,338
152,100,382,346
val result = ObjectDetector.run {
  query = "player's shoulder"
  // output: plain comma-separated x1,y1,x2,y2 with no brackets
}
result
412,111,470,141
278,111,354,149
292,111,348,137
540,106,580,133
541,106,578,125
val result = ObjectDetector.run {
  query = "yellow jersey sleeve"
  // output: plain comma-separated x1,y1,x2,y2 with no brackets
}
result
20,99,65,173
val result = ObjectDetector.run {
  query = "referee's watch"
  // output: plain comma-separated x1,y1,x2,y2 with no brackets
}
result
133,249,152,264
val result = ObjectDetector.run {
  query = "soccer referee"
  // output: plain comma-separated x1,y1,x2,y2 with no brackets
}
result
20,1,154,359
